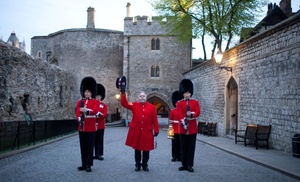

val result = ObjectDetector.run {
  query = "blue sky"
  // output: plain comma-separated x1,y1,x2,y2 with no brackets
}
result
0,0,299,59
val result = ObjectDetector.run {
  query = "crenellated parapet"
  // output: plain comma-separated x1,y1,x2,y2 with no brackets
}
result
124,15,170,36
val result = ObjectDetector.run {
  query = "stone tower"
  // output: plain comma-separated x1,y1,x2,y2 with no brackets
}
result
123,10,191,118
7,32,26,52
87,7,95,29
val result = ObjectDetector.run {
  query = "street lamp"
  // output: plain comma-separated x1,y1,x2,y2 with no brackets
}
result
214,49,232,72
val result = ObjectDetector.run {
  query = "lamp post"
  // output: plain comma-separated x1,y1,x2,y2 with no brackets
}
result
214,49,232,72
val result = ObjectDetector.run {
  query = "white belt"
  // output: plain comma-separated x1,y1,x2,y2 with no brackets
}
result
85,115,97,118
170,120,180,123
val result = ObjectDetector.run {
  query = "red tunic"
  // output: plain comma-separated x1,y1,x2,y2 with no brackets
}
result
176,98,201,135
169,108,182,134
121,93,159,151
96,101,108,129
75,98,99,132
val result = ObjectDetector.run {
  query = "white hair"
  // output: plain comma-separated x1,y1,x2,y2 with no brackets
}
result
137,91,147,98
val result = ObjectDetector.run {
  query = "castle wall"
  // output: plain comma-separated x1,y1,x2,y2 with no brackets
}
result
31,29,124,113
185,13,300,152
0,42,75,121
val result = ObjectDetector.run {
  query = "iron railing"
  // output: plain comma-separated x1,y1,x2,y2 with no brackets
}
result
0,119,77,153
0,113,122,153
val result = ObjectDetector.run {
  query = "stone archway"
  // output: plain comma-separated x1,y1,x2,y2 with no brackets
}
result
225,77,238,135
147,96,170,118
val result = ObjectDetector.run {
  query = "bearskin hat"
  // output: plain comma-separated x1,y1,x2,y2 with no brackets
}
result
96,83,106,100
116,76,126,89
179,79,194,96
80,77,97,98
171,91,182,107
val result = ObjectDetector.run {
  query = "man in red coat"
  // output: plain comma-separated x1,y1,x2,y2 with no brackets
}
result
169,91,183,162
75,77,99,172
177,79,200,173
117,77,159,172
94,83,108,161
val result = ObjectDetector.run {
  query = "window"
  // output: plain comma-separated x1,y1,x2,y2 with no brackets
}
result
151,39,155,50
37,51,42,58
156,39,160,50
151,65,160,77
151,38,160,50
151,66,155,77
155,66,160,77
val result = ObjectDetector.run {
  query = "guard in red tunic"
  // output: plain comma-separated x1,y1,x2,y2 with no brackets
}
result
94,83,108,161
169,91,183,162
116,76,159,172
75,77,99,172
177,79,201,172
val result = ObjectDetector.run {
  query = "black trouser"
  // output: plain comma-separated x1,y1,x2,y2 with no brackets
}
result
135,150,149,167
79,131,95,167
180,133,197,167
172,133,181,160
94,129,104,157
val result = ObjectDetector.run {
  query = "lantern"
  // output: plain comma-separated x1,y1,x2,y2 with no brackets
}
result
167,124,174,139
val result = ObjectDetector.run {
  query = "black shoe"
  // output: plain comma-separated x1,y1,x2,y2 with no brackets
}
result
187,166,194,172
86,166,91,172
178,166,187,171
171,158,176,162
77,166,86,171
99,156,104,160
135,165,141,172
177,158,182,162
142,166,149,172
93,156,99,160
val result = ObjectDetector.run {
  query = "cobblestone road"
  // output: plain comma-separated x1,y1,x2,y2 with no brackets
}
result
0,126,297,182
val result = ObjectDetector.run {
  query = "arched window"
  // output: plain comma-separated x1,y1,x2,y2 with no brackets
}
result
151,38,156,50
151,65,160,78
151,65,155,77
156,38,160,50
156,66,160,77
151,38,160,50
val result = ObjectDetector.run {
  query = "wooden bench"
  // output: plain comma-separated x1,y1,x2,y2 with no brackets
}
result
197,121,206,134
202,122,217,136
235,124,271,149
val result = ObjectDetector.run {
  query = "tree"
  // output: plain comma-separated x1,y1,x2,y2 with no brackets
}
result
151,0,267,60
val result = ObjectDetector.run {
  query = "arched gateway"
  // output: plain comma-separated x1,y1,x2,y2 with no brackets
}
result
225,77,239,135
147,94,171,118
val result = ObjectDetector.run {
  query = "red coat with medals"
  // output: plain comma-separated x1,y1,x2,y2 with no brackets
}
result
121,94,159,151
169,108,182,134
75,98,99,132
96,101,108,129
176,98,201,135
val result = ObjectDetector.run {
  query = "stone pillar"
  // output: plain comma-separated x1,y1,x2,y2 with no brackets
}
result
126,3,131,17
87,7,95,29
